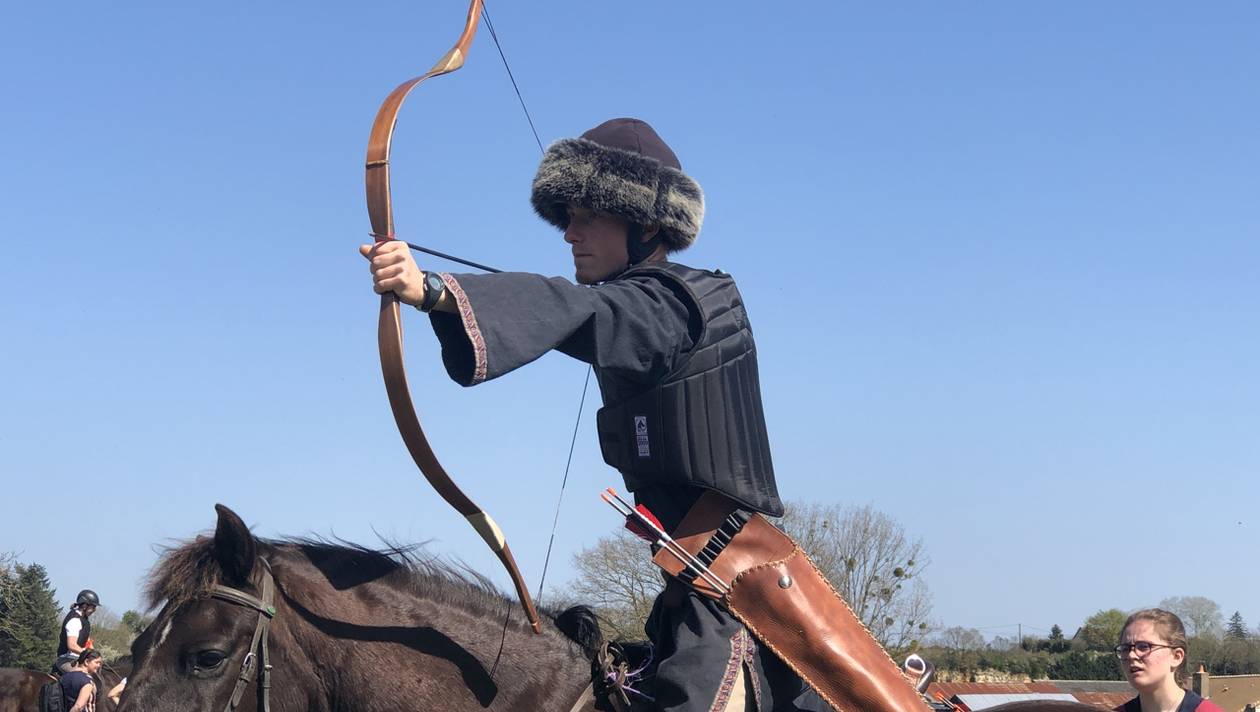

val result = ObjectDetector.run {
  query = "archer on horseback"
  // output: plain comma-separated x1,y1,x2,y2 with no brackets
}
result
361,118,926,711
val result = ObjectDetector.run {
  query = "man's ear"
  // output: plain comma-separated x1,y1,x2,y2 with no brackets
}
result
639,224,661,242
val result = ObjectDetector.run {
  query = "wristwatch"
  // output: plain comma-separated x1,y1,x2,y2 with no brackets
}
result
418,271,447,312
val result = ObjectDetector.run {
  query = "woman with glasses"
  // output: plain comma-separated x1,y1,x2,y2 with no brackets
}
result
1113,608,1223,712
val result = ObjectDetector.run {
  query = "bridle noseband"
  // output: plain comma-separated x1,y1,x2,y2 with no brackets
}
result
209,561,276,712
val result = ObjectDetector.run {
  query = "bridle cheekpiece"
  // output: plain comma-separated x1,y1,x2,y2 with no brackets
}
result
209,560,276,712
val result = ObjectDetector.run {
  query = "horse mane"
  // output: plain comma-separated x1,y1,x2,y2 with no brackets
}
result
144,535,222,611
144,534,547,626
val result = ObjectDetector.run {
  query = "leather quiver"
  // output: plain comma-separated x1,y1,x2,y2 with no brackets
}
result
652,492,930,712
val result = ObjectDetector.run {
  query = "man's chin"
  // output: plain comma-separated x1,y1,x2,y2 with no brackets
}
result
574,267,605,285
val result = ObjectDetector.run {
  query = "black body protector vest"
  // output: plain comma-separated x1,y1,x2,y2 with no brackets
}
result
595,263,783,516
56,608,90,657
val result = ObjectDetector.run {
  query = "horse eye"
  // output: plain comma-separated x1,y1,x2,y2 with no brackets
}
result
193,650,227,669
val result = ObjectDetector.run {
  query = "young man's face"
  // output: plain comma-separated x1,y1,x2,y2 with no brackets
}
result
563,205,630,284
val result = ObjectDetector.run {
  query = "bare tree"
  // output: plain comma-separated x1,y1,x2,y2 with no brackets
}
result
780,501,933,650
936,626,986,651
0,554,12,665
1159,596,1223,639
0,551,16,598
564,528,663,640
1,551,25,641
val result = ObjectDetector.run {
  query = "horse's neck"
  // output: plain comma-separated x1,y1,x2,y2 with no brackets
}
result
275,579,592,711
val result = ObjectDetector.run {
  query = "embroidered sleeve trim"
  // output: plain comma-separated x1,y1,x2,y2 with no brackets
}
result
740,628,762,711
709,628,759,712
439,273,487,385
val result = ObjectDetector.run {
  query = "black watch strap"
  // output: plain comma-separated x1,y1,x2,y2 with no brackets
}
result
418,271,447,312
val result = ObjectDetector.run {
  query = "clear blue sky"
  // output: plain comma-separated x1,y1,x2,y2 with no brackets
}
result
2,1,1257,642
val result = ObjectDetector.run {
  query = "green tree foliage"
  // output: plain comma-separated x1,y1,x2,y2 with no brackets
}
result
1079,609,1127,652
0,559,60,669
1227,611,1248,641
992,649,1051,679
925,601,1260,681
0,554,13,665
121,610,151,636
88,607,151,661
1186,634,1260,676
1047,624,1070,653
1047,650,1123,681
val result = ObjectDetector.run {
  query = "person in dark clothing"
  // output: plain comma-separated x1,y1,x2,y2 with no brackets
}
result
1114,609,1225,712
60,649,102,712
53,589,100,675
362,118,828,711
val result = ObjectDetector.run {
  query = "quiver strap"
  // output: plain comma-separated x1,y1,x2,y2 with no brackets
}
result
651,492,930,712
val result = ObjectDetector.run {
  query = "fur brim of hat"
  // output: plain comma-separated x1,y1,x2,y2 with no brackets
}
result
531,137,704,251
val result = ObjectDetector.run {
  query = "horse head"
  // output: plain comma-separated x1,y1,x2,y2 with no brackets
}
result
117,504,604,711
118,504,279,712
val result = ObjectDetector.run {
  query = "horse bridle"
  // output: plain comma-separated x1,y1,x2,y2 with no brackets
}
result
209,560,276,712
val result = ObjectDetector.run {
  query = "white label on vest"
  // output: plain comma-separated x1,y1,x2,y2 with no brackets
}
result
634,415,650,458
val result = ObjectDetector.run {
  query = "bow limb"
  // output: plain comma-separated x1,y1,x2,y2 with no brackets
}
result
365,0,542,635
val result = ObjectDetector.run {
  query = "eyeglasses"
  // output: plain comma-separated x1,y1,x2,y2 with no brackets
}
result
1113,641,1177,658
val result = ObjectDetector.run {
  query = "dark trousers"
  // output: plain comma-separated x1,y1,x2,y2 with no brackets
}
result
646,580,833,712
52,653,77,675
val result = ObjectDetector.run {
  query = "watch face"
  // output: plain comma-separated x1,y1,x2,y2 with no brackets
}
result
427,274,444,290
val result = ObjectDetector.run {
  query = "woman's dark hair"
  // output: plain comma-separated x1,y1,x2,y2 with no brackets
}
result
1120,608,1189,686
76,649,103,666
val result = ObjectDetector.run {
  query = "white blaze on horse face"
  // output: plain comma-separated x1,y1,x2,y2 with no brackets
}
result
154,618,173,651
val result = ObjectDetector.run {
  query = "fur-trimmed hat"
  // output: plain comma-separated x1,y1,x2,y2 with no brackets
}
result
531,118,704,251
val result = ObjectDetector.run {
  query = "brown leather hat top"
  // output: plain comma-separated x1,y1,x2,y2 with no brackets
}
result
580,118,682,170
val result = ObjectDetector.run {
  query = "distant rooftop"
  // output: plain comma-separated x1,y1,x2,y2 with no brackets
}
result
953,693,1078,710
927,680,1131,710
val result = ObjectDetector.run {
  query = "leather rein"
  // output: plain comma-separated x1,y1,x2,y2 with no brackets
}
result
364,0,541,634
209,561,276,712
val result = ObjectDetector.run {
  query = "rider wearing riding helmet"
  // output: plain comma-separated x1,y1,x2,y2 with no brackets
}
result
53,589,100,675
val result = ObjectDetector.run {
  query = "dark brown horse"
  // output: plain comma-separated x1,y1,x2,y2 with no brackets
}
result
0,658,129,712
114,504,1118,712
0,669,50,712
116,505,601,711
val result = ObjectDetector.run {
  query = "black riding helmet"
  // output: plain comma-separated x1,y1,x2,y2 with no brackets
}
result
75,589,100,607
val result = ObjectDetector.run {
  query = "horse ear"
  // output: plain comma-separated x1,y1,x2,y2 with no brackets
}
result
213,504,256,587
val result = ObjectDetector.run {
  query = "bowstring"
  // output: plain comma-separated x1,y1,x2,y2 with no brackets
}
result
481,3,545,155
479,0,591,662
